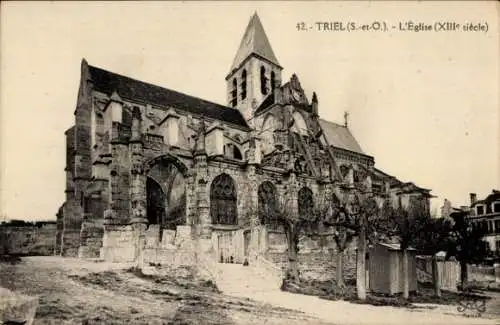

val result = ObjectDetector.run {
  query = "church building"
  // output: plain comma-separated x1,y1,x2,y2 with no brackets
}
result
56,13,432,279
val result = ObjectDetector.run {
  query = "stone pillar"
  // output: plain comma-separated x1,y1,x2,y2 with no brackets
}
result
129,107,147,266
54,205,64,255
286,172,299,218
246,133,261,262
185,173,196,226
61,61,94,256
62,179,87,257
78,157,109,258
195,155,210,239
193,121,211,239
101,118,133,262
192,121,213,257
247,164,260,261
78,211,104,258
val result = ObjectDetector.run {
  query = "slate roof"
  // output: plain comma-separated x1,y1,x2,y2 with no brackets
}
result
229,13,281,74
319,119,364,154
472,190,500,207
255,93,275,115
378,242,417,251
87,65,249,128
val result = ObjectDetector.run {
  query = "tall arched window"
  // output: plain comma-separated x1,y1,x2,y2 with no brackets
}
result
298,187,314,218
260,66,268,95
231,78,237,107
258,181,278,226
241,70,247,100
271,71,276,92
210,174,238,225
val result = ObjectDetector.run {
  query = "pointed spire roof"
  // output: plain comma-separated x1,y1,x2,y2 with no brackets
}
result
229,13,281,74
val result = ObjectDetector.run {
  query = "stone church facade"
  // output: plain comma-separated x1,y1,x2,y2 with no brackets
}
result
56,13,432,279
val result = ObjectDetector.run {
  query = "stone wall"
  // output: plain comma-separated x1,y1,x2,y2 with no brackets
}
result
100,225,136,262
0,224,56,256
267,233,357,282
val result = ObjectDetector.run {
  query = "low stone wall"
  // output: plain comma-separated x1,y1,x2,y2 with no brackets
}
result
78,220,104,258
142,225,196,266
100,225,137,262
0,225,56,256
266,233,357,282
469,264,498,282
142,248,195,266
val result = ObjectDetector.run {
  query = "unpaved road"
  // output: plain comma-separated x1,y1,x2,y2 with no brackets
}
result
0,257,498,325
0,256,330,325
216,263,499,325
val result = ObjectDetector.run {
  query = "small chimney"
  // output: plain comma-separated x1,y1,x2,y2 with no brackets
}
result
470,193,477,205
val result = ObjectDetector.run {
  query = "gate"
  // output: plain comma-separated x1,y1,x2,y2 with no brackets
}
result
212,227,269,264
214,230,245,264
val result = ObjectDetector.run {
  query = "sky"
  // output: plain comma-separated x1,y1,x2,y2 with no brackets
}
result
1,1,498,221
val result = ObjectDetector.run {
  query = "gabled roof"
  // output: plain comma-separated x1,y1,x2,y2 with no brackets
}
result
254,94,364,155
319,119,364,154
87,64,249,129
229,13,281,74
472,190,500,207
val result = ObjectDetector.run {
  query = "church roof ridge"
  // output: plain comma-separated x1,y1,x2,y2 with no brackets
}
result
318,117,347,129
228,13,281,75
318,118,364,154
86,63,250,129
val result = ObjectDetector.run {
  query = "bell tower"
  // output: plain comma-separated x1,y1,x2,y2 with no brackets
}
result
226,13,282,124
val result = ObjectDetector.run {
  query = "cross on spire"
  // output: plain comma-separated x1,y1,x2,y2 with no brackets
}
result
344,111,349,127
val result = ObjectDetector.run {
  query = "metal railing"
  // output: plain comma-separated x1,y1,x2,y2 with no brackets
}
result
254,254,285,287
197,251,221,284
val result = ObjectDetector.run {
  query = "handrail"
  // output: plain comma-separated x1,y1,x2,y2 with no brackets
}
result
255,255,285,287
197,252,221,283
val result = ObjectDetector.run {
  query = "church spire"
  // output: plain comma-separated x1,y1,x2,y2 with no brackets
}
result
229,12,281,75
226,13,283,124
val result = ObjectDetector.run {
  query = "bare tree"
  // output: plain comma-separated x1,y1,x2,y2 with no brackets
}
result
380,196,439,299
260,186,319,281
322,186,382,300
321,192,356,290
444,210,489,290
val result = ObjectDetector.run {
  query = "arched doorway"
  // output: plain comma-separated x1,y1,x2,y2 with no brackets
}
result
146,155,187,242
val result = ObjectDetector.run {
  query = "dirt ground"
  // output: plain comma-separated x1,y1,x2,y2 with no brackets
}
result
0,256,498,325
0,256,331,325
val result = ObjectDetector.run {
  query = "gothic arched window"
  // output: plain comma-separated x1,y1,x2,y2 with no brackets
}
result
241,70,247,100
271,71,276,92
260,66,268,95
258,181,278,226
298,187,314,218
231,79,237,107
210,174,238,225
